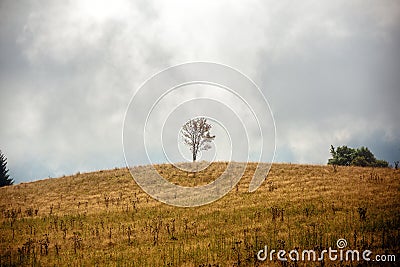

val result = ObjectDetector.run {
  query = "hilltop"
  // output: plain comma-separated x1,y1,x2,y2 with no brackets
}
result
0,162,399,266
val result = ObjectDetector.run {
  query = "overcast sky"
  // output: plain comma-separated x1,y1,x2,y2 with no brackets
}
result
1,0,399,183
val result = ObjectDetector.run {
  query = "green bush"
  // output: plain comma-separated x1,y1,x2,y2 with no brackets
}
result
328,145,388,168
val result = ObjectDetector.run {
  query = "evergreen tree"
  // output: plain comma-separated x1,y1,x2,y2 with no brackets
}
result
0,150,14,187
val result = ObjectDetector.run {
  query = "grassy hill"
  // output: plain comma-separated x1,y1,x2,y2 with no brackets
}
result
0,162,399,266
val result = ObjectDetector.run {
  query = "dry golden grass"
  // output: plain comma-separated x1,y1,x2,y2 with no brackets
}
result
155,161,229,186
0,163,399,266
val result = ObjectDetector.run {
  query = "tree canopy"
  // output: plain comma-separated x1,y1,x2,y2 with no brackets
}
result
328,145,388,168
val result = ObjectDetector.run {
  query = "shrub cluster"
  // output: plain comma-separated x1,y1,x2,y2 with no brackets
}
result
328,145,388,167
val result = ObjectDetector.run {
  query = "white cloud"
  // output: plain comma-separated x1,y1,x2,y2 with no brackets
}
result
0,0,399,182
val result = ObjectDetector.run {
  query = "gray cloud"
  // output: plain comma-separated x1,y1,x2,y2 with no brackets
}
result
256,1,400,163
0,0,399,183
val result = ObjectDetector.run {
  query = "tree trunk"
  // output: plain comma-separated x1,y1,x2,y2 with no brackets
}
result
192,143,196,162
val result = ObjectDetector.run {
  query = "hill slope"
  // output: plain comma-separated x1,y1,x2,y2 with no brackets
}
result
0,163,399,266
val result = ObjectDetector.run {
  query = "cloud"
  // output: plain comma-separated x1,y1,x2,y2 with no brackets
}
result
0,0,399,183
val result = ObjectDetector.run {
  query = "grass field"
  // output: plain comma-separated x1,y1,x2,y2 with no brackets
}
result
0,162,399,266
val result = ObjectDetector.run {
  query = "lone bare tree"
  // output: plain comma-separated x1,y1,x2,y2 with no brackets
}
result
181,118,215,162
